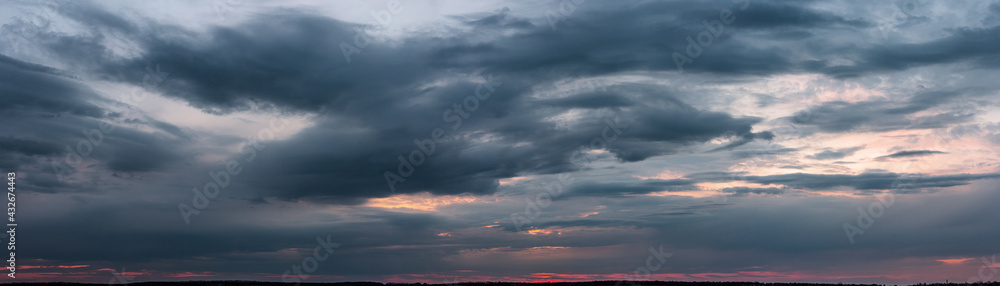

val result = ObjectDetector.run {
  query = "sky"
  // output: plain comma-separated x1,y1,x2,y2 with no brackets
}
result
2,0,1000,284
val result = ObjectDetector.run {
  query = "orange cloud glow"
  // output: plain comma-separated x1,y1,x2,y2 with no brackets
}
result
365,192,482,211
938,258,974,264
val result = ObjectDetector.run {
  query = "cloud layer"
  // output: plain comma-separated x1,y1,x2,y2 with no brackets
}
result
3,0,1000,284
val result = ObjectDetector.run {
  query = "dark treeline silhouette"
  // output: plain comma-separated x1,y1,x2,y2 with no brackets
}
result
6,281,1000,286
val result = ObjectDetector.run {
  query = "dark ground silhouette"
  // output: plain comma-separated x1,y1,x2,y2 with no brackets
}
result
5,281,1000,286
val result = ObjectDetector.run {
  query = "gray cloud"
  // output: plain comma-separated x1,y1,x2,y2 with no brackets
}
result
876,149,947,160
739,172,1000,193
789,91,977,133
720,186,788,196
808,146,865,160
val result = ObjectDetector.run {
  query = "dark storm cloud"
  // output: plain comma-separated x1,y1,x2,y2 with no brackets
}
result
607,102,772,162
0,136,61,157
393,1,864,77
708,131,776,152
722,2,870,29
554,1,1000,77
9,6,785,201
27,0,1000,84
538,92,635,109
661,2,1000,77
0,136,61,170
101,127,188,172
825,25,1000,77
101,15,394,113
0,46,191,192
565,178,697,197
0,52,109,175
0,53,106,117
233,94,766,201
38,1,1000,116
42,0,138,36
20,199,484,277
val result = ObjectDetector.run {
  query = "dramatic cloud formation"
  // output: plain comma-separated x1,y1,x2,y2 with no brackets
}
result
2,0,1000,284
